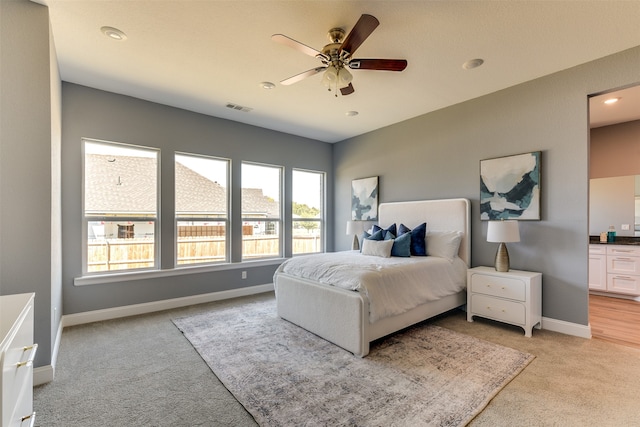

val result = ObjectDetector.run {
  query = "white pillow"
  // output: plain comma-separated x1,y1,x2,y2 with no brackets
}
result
361,239,394,258
427,231,463,262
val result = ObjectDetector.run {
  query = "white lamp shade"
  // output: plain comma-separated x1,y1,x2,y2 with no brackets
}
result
346,221,365,236
487,220,520,243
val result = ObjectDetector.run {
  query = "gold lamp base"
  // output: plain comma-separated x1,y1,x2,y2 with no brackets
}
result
494,242,510,272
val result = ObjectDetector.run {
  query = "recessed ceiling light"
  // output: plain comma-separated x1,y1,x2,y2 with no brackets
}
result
345,111,358,117
259,82,275,90
101,26,127,41
462,58,484,70
604,97,620,105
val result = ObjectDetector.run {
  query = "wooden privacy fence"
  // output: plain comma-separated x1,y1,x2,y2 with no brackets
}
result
88,235,321,272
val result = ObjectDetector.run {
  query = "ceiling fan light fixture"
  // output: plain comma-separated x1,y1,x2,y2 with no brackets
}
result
338,67,353,87
322,65,338,88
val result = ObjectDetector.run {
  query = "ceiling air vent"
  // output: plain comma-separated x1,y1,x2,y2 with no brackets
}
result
225,103,253,113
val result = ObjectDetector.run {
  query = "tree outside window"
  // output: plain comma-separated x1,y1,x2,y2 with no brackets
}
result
292,169,324,254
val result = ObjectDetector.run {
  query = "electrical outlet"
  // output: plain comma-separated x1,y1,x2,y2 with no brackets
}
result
242,271,247,279
622,224,630,231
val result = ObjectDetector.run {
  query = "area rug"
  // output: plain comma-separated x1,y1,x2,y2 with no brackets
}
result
172,299,534,427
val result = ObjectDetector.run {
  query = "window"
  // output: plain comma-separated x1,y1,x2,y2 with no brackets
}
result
241,162,282,260
83,139,158,273
292,169,324,254
175,153,229,265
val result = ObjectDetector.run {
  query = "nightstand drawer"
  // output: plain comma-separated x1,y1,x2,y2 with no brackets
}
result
471,294,526,325
470,274,526,301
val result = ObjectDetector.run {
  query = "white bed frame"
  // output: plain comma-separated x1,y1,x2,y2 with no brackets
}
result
275,198,471,357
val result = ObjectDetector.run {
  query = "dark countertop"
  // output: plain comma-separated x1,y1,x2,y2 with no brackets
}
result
589,236,640,245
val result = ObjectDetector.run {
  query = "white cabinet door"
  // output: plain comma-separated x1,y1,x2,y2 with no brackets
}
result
589,253,607,291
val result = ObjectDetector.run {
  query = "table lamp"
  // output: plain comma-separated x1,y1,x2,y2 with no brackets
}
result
487,220,520,272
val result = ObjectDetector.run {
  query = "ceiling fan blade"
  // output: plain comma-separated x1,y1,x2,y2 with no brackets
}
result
340,14,379,56
280,67,327,85
271,34,327,59
348,59,407,71
340,83,355,96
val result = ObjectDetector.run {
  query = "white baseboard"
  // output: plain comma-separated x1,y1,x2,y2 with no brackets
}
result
34,365,55,386
33,314,64,386
542,316,592,339
63,284,274,327
37,284,273,385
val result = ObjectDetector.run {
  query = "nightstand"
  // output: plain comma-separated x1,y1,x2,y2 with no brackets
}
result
467,266,542,337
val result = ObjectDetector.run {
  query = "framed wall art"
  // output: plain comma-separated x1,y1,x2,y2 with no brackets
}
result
480,151,541,220
351,176,378,220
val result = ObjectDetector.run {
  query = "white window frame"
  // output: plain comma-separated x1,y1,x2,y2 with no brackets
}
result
175,152,230,266
241,161,283,260
82,138,160,275
292,168,325,255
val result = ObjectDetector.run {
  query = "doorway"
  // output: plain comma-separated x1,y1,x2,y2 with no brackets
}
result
588,84,640,348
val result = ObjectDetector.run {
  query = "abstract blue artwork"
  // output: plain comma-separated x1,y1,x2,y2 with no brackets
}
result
480,152,541,220
351,176,378,220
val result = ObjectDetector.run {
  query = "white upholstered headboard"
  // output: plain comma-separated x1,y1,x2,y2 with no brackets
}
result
378,198,471,265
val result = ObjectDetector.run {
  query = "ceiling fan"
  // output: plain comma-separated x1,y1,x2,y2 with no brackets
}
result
272,14,408,96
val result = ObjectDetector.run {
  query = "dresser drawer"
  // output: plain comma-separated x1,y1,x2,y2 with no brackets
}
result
471,294,526,325
2,304,35,427
470,273,526,301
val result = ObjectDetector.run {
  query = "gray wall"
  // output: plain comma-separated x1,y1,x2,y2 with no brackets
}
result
61,83,333,314
333,46,640,326
590,120,640,179
0,0,61,368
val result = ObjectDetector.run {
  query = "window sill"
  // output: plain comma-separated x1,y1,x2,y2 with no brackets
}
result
74,258,286,286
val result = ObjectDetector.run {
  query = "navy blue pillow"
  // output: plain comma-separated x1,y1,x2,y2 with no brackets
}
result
398,222,427,256
384,231,412,257
373,224,397,239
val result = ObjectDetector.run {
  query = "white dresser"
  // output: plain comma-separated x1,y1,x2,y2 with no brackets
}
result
467,267,542,337
1,293,37,427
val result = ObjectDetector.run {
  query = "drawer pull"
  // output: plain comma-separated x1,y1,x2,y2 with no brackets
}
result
614,276,633,280
485,306,506,313
21,412,36,427
16,343,38,368
614,257,633,261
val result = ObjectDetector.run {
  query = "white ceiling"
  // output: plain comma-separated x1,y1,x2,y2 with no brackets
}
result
35,0,640,143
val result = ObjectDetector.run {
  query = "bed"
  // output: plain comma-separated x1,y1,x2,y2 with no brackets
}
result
274,198,471,357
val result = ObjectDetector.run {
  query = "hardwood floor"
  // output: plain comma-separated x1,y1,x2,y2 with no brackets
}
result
589,294,640,349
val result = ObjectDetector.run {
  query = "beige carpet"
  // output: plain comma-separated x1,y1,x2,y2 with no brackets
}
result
173,298,533,427
33,292,640,426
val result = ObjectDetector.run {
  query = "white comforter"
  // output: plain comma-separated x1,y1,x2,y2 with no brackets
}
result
274,251,467,323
